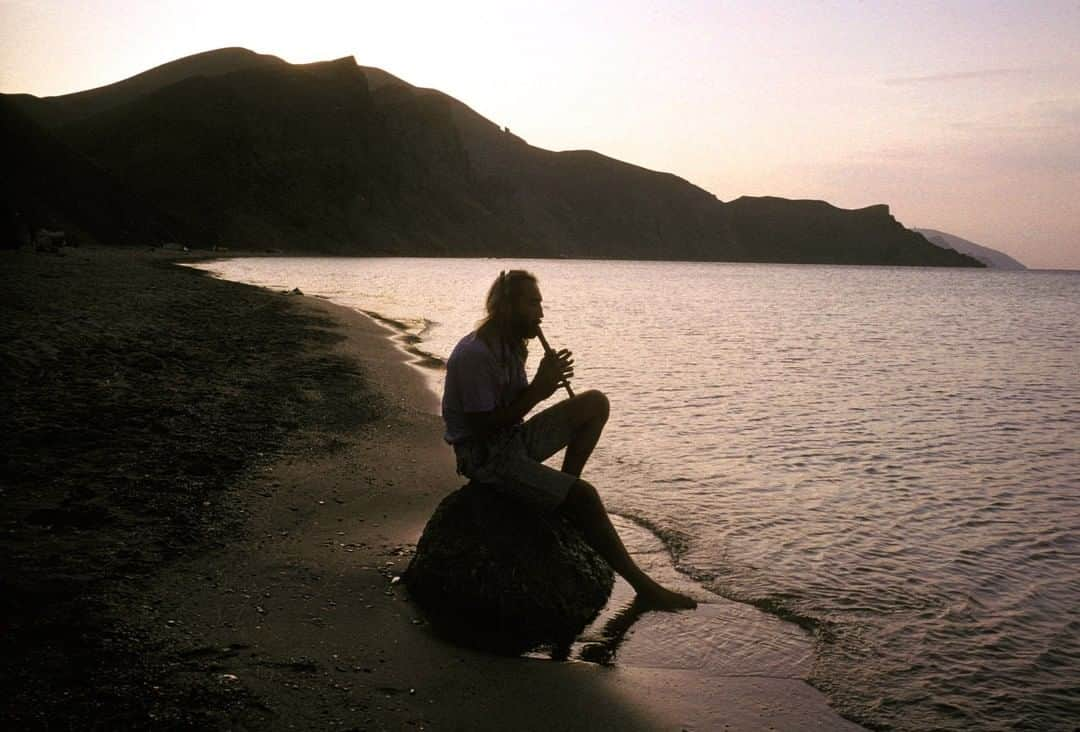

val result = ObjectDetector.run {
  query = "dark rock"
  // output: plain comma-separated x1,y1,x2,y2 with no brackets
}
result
404,483,613,654
33,228,66,252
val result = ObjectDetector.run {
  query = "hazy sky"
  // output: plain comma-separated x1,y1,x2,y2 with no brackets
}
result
3,0,1078,269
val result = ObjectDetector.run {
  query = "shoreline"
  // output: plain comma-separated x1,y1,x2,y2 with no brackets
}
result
191,256,865,730
2,246,863,729
136,292,672,729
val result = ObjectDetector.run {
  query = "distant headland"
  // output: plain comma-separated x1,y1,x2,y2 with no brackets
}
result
2,47,981,267
914,228,1025,269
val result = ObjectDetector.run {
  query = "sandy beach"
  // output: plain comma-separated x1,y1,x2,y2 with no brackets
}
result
2,245,862,730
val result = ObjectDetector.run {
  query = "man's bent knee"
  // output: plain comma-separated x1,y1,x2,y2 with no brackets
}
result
579,389,610,422
562,478,600,513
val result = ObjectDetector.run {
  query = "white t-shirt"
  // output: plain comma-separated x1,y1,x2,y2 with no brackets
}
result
442,332,528,444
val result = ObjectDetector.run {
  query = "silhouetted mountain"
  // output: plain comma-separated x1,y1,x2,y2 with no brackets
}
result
914,228,1025,270
4,48,982,266
8,47,286,130
1,96,182,248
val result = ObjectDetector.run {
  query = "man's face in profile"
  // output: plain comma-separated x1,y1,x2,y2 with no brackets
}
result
512,280,544,340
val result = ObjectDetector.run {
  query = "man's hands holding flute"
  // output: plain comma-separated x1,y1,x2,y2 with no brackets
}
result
534,347,574,400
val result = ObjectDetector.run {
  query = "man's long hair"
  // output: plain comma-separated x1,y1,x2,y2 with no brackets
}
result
477,269,536,363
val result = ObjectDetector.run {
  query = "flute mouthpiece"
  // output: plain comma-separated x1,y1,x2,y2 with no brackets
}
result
536,327,554,354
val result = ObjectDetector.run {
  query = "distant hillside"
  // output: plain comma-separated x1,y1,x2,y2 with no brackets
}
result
914,229,1025,270
1,96,181,248
3,48,981,266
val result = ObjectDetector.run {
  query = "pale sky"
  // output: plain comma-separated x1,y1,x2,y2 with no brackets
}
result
2,0,1078,269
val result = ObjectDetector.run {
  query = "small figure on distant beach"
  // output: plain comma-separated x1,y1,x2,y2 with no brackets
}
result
442,269,696,610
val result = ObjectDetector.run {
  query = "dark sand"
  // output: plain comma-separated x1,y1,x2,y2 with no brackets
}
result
1,246,861,730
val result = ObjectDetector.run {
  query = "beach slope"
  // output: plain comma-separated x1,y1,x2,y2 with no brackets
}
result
1,246,861,730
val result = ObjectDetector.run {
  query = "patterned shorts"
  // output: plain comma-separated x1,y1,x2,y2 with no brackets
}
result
452,399,579,513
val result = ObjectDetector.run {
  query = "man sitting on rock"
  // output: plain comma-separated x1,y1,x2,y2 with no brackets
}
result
442,269,696,610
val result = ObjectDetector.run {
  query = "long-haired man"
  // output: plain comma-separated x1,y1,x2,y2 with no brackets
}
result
442,270,696,609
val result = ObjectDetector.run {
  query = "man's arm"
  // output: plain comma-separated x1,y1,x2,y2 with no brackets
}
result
465,348,574,439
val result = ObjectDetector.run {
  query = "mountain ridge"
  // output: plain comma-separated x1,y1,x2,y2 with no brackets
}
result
3,48,982,267
9,47,287,130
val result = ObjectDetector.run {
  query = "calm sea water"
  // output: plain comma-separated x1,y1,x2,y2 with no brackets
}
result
198,258,1079,730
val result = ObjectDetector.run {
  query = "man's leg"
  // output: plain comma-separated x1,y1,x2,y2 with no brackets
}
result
517,391,694,608
560,390,609,477
559,478,696,610
520,389,610,476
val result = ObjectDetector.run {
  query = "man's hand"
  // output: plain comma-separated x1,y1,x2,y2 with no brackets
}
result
533,348,574,399
466,347,573,437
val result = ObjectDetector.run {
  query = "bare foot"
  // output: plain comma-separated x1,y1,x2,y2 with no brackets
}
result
637,584,697,610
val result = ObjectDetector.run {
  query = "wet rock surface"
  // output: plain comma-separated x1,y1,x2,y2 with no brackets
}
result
405,483,614,654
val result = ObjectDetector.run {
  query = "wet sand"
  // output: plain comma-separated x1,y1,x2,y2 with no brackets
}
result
1,245,861,730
